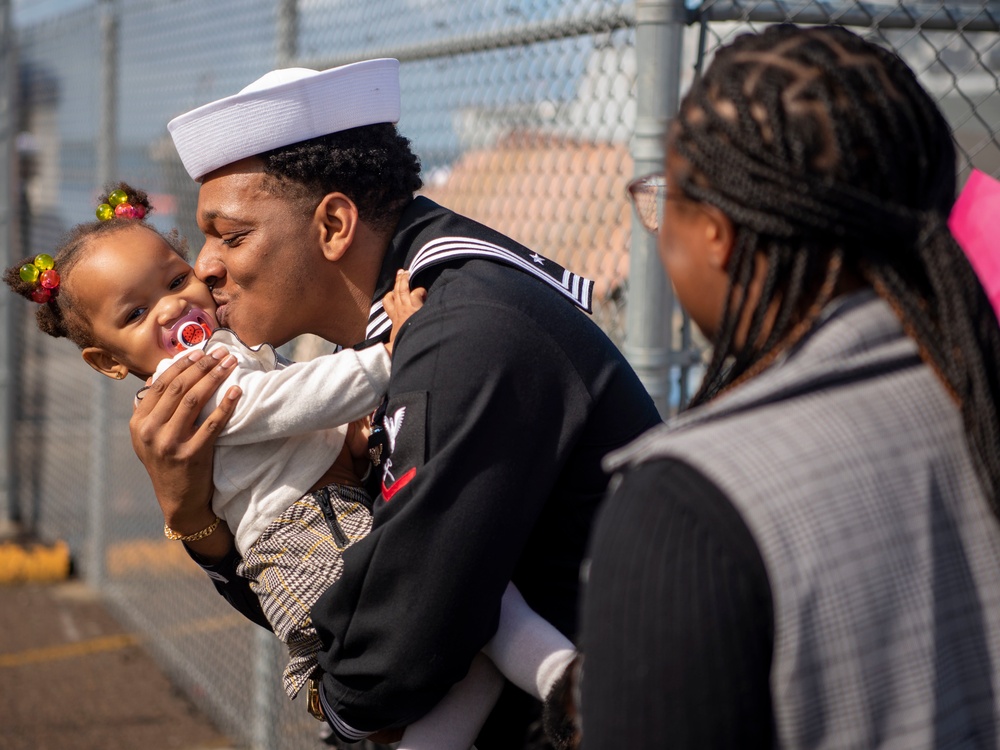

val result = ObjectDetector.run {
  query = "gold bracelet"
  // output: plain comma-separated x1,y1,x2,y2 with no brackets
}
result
306,678,325,722
164,516,221,543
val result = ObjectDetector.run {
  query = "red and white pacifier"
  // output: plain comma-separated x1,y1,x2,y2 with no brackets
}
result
161,308,214,353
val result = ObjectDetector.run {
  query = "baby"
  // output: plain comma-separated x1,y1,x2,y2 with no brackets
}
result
5,183,575,749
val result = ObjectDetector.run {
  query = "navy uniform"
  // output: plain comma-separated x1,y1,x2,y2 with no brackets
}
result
195,196,661,748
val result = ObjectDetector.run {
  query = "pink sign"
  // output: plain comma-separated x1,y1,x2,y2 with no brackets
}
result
949,169,1000,320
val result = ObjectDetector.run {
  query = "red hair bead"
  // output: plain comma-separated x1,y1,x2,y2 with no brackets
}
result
40,269,60,290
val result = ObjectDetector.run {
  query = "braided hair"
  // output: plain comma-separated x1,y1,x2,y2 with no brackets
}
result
674,24,1000,514
4,182,187,349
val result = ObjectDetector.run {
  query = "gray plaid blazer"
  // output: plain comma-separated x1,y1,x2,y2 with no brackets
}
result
607,291,1000,748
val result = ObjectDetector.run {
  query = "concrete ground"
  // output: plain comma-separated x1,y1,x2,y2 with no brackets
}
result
0,578,239,750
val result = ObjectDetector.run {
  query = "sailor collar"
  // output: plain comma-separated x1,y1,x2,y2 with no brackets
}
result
364,197,595,342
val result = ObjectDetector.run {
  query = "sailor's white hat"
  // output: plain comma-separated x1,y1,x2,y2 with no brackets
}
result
168,58,400,181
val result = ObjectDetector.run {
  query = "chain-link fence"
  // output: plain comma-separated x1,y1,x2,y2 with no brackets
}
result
2,1,998,748
666,0,1000,403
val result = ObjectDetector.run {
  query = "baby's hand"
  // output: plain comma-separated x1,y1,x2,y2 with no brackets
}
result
345,415,372,461
384,270,426,355
344,415,375,479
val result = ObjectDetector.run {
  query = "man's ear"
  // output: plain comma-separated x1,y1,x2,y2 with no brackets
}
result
315,193,359,262
81,347,129,380
699,203,736,272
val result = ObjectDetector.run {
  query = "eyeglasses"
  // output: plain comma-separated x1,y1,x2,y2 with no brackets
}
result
626,172,668,235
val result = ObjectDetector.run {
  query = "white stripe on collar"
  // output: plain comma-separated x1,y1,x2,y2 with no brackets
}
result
365,236,594,341
411,237,594,312
365,308,392,341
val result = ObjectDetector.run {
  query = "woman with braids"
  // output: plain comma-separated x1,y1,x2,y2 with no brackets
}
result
578,24,1000,749
5,183,578,749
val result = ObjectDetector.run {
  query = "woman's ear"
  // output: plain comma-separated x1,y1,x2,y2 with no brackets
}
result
81,347,129,381
700,203,736,272
315,193,359,262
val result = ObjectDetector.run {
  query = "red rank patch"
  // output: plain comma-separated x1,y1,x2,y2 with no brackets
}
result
382,467,416,501
375,393,426,504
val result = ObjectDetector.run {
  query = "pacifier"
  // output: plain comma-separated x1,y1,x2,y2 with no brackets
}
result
161,308,214,353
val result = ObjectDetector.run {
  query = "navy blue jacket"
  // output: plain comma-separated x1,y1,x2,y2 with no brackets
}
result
197,197,661,746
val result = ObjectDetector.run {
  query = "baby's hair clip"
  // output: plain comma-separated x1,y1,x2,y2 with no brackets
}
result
19,254,60,303
96,188,146,221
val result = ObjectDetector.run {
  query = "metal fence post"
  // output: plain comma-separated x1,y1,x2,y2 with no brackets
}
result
252,628,282,750
625,0,687,416
0,0,15,529
87,0,118,589
277,0,298,68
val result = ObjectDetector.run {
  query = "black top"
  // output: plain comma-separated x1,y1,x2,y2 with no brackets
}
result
579,456,775,749
194,197,661,744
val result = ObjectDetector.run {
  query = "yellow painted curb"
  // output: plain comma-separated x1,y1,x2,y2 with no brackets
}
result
0,540,72,584
0,613,246,669
0,632,138,668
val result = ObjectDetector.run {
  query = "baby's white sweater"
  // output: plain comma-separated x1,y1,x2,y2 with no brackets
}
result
151,330,390,554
